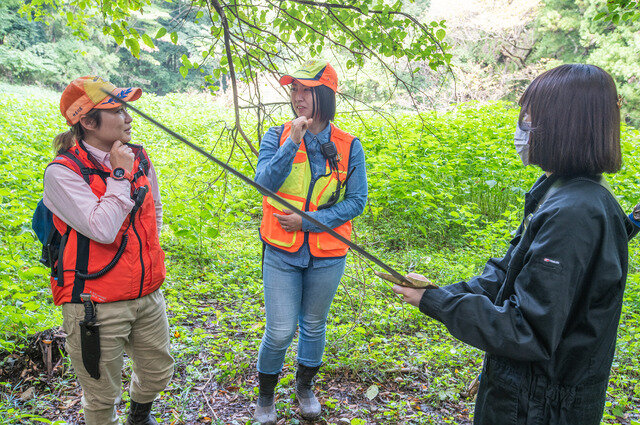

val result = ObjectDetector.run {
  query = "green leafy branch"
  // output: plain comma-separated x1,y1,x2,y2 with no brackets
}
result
595,0,640,22
18,0,452,156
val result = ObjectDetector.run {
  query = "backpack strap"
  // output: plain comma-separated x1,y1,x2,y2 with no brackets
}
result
70,232,92,301
55,226,71,287
56,151,110,184
128,143,151,182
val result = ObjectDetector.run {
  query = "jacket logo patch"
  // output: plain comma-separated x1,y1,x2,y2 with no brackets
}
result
543,258,560,265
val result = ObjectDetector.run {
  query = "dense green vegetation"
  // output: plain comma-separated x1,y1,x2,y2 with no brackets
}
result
533,0,640,123
0,0,206,94
1,87,639,424
2,1,639,423
3,0,640,124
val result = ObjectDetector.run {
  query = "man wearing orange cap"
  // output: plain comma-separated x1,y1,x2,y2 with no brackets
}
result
43,76,173,425
254,60,368,423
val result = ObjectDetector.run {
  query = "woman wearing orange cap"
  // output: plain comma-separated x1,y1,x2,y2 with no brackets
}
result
253,60,368,423
42,76,173,425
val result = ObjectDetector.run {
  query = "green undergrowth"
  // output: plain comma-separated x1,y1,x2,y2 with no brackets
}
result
1,86,640,423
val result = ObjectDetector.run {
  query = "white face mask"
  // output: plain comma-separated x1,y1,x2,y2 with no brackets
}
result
514,122,531,166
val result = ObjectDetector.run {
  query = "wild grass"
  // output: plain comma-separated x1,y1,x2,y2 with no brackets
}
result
1,88,639,424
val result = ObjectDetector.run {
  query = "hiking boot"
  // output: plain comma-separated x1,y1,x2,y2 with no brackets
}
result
295,364,321,420
253,372,279,425
126,400,158,425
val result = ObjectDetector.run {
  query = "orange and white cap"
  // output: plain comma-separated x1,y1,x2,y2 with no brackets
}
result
60,76,142,126
279,60,338,93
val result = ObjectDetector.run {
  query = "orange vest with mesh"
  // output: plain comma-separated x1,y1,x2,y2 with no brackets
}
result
49,142,166,305
260,122,354,257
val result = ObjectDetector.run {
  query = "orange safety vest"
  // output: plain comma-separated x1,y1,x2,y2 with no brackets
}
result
260,122,354,257
48,141,166,305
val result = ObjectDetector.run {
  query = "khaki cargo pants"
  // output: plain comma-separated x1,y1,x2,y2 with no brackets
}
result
62,289,174,425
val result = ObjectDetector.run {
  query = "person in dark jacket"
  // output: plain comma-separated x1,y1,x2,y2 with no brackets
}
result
393,64,637,425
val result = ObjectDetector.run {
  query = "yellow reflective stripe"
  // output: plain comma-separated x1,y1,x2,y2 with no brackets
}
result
266,196,305,212
264,232,298,248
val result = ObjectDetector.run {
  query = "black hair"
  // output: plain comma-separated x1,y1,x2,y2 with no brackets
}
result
291,84,336,123
519,64,621,176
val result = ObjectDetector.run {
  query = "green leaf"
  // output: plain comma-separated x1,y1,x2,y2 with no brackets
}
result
170,31,178,44
436,28,446,41
155,27,167,38
125,37,140,58
181,54,192,68
141,33,155,49
593,11,607,20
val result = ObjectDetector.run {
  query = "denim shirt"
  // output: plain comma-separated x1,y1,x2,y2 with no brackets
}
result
255,122,368,268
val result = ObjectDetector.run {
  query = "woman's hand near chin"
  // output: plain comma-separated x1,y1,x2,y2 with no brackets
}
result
290,116,313,145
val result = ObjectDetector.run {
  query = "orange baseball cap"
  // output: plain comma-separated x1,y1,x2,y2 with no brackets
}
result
60,76,142,126
279,60,338,93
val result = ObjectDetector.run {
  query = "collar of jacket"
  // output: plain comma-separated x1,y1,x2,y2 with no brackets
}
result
523,174,560,217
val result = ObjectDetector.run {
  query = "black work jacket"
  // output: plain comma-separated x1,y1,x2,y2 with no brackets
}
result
419,174,637,425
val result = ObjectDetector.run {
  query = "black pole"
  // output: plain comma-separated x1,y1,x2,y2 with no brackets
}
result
100,89,412,286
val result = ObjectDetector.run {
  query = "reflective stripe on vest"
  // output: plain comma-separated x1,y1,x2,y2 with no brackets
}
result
259,122,354,257
49,141,166,305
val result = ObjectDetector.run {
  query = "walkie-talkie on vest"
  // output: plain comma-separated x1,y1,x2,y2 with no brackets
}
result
320,141,339,170
318,141,343,210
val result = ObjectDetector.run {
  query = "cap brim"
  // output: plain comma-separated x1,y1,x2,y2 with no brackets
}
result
279,75,323,87
94,87,142,108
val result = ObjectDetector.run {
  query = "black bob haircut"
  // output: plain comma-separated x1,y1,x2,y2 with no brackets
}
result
518,63,621,177
292,84,336,123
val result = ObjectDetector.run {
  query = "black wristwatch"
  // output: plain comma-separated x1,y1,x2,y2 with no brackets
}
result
110,167,132,181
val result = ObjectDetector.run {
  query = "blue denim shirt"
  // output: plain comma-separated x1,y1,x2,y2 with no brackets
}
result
255,122,368,268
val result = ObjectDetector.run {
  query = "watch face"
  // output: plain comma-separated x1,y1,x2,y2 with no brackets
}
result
113,168,125,178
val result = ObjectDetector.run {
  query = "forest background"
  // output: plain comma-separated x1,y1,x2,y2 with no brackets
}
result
1,0,640,424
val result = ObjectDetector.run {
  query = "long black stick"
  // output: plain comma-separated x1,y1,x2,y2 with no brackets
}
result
101,89,412,285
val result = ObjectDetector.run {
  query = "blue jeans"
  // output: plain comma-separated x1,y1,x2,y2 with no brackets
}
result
257,249,346,374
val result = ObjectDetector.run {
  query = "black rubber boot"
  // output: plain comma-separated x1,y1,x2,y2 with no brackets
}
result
126,400,158,425
295,364,321,420
253,372,279,425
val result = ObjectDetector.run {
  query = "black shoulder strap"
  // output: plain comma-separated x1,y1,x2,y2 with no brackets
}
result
70,232,91,302
58,151,110,184
128,143,150,181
